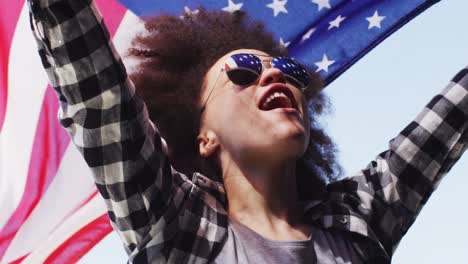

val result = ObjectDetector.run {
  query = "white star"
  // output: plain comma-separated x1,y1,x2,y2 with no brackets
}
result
301,27,316,42
315,54,335,73
328,15,346,30
222,0,243,13
366,10,385,29
266,0,288,17
311,0,331,11
180,6,199,18
279,37,290,47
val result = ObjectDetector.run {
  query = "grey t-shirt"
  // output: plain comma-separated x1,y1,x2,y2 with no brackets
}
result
213,220,361,263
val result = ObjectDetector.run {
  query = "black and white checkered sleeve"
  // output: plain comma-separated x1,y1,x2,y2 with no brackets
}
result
330,67,468,257
28,0,194,255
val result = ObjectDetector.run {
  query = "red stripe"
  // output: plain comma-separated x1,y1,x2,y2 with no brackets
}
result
60,190,100,229
0,0,25,133
6,192,103,264
76,190,100,214
44,214,113,264
0,0,127,260
0,86,69,260
8,253,28,264
95,0,128,36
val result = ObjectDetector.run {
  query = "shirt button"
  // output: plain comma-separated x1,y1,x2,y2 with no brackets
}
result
340,217,348,224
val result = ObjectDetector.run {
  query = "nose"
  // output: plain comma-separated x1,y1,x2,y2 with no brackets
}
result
258,63,286,87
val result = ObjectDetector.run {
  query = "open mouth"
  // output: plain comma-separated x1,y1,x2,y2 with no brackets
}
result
258,86,298,111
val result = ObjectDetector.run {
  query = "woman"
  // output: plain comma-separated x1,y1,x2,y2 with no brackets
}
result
29,0,467,263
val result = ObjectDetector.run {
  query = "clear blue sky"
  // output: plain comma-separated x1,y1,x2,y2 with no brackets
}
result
80,1,468,263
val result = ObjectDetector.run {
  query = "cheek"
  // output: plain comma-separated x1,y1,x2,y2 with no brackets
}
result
207,88,257,127
216,95,268,150
303,104,311,127
220,93,257,128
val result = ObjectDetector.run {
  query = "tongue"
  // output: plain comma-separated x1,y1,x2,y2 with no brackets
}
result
263,96,292,111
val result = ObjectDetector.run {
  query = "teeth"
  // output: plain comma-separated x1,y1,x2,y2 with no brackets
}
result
262,92,292,109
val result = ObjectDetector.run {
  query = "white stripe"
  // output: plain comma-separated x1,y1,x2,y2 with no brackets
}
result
21,194,107,264
0,5,50,230
2,144,97,262
112,10,145,72
3,9,144,261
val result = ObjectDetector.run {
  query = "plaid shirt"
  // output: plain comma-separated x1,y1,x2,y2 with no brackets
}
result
29,0,468,263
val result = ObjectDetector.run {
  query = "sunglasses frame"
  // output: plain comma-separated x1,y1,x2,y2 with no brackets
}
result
225,53,310,90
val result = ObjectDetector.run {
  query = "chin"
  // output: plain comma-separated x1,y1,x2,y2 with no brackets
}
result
273,125,309,158
265,142,306,163
277,119,308,139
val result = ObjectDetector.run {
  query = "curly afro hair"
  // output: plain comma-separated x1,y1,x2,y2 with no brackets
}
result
128,9,340,200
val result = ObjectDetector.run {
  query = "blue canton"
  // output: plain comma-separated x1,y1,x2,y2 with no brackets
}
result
116,0,440,85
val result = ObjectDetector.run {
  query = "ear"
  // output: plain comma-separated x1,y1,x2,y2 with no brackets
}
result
198,130,220,158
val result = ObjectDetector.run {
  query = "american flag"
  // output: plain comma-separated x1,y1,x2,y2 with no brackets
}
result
0,0,439,263
120,0,440,84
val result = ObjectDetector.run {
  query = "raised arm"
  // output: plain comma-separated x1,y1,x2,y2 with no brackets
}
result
326,67,468,258
28,0,194,257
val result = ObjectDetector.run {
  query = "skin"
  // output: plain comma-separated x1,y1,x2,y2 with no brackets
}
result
198,48,313,241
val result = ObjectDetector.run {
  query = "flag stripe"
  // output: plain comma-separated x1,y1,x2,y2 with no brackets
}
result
0,1,127,261
44,214,113,264
7,193,106,264
95,0,128,38
9,254,28,264
0,3,51,259
2,143,97,262
20,194,108,263
0,87,67,261
0,3,49,232
0,0,24,133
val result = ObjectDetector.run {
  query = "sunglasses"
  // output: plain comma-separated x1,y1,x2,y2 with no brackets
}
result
201,53,310,113
225,53,310,89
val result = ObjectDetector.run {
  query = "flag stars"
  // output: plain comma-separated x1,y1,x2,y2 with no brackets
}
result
315,54,335,73
266,0,288,17
279,37,290,47
301,27,316,42
366,10,385,29
222,0,243,13
328,15,346,30
180,6,199,18
311,0,331,11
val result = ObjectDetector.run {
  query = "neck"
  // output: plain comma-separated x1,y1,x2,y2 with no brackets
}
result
222,155,308,240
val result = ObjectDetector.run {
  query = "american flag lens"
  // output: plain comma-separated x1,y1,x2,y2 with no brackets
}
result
225,53,309,89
